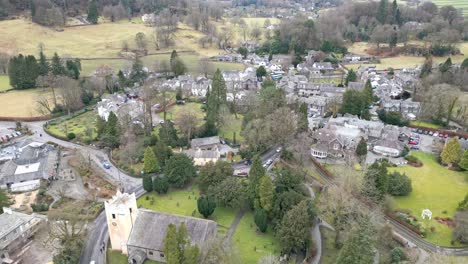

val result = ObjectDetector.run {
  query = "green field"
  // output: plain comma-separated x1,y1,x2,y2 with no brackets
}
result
0,75,10,91
158,102,205,121
390,152,468,246
410,121,443,129
137,186,237,228
430,0,468,17
232,211,281,264
47,110,97,141
218,114,244,143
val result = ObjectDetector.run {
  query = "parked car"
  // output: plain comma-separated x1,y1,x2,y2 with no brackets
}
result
276,147,282,153
439,133,444,138
0,136,4,141
424,130,429,135
417,129,423,134
433,132,439,137
429,131,434,136
444,134,449,138
5,135,10,139
263,164,268,168
15,131,21,136
244,160,252,165
103,162,111,169
10,133,16,138
266,159,273,165
408,140,418,145
410,146,420,150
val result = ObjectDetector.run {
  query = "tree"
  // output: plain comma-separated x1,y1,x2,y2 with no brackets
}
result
377,0,388,24
164,153,197,188
172,59,187,77
459,150,468,170
254,208,268,233
238,47,248,59
258,176,274,212
159,122,179,147
207,177,246,208
51,53,65,76
341,90,366,116
142,175,153,192
362,160,389,202
197,196,216,218
135,32,148,53
176,109,199,141
441,137,462,167
206,69,227,129
87,0,99,24
101,111,120,148
345,69,357,86
387,172,412,196
164,223,200,264
439,57,453,73
355,138,368,164
363,79,373,106
198,161,233,192
153,176,169,194
8,54,39,89
256,66,267,78
297,102,308,133
248,155,265,207
130,57,147,84
38,50,49,76
154,141,173,167
0,189,9,213
143,146,159,174
65,59,81,79
277,200,313,253
336,217,376,264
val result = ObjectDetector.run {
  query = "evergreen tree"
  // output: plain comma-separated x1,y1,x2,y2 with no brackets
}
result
441,137,462,167
363,79,373,106
198,161,233,192
439,57,453,73
258,176,274,212
206,69,227,128
197,196,216,218
153,176,169,194
336,217,375,264
164,224,181,264
277,200,313,253
419,56,432,78
459,150,468,170
154,141,173,167
341,90,366,116
38,50,49,76
51,53,65,76
170,50,179,69
388,172,412,196
8,54,39,89
143,146,160,174
355,138,368,163
362,160,389,202
130,57,147,84
164,153,197,188
345,69,357,86
159,122,179,147
254,208,268,233
248,155,265,207
101,111,120,148
87,0,99,24
117,70,127,87
66,59,81,79
256,66,267,78
377,0,389,24
164,223,200,264
96,116,106,137
142,175,153,192
297,102,309,133
461,58,468,70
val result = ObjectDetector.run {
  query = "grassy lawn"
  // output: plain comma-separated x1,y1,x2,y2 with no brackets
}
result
158,102,205,121
390,152,468,246
107,249,161,264
320,227,339,264
0,75,10,91
137,186,238,228
410,121,442,129
218,114,244,143
232,211,281,264
47,110,97,141
0,88,54,117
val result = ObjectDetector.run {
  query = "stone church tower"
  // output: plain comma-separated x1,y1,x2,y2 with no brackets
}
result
104,191,139,254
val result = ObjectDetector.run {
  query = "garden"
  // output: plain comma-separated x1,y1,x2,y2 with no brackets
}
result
390,152,468,246
46,110,98,143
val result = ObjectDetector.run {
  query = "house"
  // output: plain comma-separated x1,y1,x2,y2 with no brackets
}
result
162,75,212,98
347,82,366,92
184,136,221,166
342,54,377,64
0,140,58,191
381,99,421,118
372,127,404,157
106,191,217,264
222,68,259,91
277,74,308,93
0,208,46,263
311,62,334,75
212,53,243,63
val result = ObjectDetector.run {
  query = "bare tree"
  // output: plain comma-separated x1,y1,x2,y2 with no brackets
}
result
0,52,9,74
239,19,249,42
175,109,199,141
198,58,214,77
152,9,178,48
56,76,84,115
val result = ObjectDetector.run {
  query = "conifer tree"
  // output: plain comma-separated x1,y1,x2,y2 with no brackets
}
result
87,0,99,24
143,147,160,174
441,137,462,167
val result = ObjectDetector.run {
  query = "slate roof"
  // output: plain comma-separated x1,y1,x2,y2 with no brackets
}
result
190,136,220,149
0,209,34,247
127,210,217,251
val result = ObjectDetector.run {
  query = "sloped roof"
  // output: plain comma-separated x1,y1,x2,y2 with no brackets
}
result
191,136,220,149
127,210,217,251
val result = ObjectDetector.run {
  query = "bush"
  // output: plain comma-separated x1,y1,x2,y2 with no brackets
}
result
31,203,49,212
405,155,422,167
390,247,405,263
67,133,76,140
254,208,268,233
153,177,169,194
388,172,412,196
197,196,216,218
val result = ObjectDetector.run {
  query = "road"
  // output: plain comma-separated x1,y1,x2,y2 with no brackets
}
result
307,158,468,257
10,121,281,264
232,145,281,175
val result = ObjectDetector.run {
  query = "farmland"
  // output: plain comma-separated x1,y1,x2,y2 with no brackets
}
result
0,88,53,117
0,75,10,91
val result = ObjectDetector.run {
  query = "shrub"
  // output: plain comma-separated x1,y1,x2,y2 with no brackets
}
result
153,177,169,194
390,247,405,263
67,133,76,140
254,208,268,233
405,155,422,167
388,172,412,196
197,196,216,218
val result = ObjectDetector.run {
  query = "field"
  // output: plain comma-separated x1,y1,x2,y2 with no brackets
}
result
232,211,281,264
0,88,53,117
0,18,245,77
390,152,468,246
347,42,468,70
137,186,237,228
410,121,442,129
430,0,468,17
0,75,10,91
46,110,98,141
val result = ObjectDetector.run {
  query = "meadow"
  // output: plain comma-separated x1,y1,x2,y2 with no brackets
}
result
390,152,468,246
0,75,10,91
430,0,468,17
0,88,53,117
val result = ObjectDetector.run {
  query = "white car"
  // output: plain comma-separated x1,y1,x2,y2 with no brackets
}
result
266,159,273,165
276,147,282,153
263,164,268,168
433,132,439,137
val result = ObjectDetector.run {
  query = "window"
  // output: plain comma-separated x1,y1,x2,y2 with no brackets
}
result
160,253,165,258
129,208,132,214
149,251,153,255
112,214,115,219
